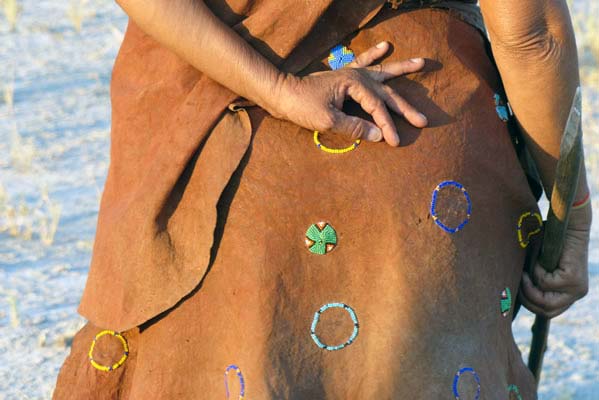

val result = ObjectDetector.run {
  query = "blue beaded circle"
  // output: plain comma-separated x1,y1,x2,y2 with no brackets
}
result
452,367,481,400
430,180,472,233
224,364,245,400
310,303,359,351
328,45,355,70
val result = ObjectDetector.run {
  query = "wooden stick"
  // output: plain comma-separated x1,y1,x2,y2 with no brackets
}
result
528,87,583,382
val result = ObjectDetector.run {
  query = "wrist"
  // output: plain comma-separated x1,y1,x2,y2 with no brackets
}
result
260,72,299,119
569,194,593,230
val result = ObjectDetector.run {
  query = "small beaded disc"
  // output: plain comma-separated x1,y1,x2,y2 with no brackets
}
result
310,302,359,351
452,367,481,400
305,221,338,255
494,93,511,122
500,287,512,317
328,44,355,70
88,330,129,372
224,364,245,400
507,384,523,400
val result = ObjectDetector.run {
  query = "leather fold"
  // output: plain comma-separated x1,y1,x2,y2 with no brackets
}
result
78,0,389,331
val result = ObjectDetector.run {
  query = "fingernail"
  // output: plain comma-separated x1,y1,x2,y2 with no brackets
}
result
410,58,423,63
376,41,387,49
419,112,428,123
367,127,382,141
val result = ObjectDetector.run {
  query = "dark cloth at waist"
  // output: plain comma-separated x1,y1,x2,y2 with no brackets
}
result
387,0,485,34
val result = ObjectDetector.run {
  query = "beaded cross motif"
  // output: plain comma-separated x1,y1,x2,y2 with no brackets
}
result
507,384,523,400
328,44,355,70
430,180,472,234
517,211,543,248
224,364,245,400
88,330,129,372
452,367,481,400
305,221,338,255
500,287,512,317
310,303,359,351
494,93,511,122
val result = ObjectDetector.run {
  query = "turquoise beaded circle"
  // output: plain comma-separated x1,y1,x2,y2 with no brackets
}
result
310,302,359,351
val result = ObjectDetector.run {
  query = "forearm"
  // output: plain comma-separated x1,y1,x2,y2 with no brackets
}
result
480,0,589,202
115,0,285,112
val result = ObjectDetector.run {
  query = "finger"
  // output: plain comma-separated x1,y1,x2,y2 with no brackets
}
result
532,262,569,292
365,58,425,82
518,288,549,317
347,83,399,146
347,41,389,68
380,85,428,128
521,272,574,312
518,289,569,318
329,108,383,142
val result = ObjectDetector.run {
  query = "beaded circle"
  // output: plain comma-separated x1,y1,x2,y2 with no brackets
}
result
311,303,359,351
224,364,246,400
430,180,472,233
517,211,543,248
305,221,338,255
88,330,129,372
314,131,361,154
507,384,523,400
500,287,512,317
452,367,481,400
328,44,355,70
494,93,510,122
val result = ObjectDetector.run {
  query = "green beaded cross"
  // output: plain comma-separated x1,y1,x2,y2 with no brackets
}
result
305,222,337,255
500,287,512,317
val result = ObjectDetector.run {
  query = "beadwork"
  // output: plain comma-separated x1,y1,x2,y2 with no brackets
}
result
494,93,510,122
500,287,512,317
305,221,338,255
311,303,359,351
314,130,361,154
517,211,543,248
452,367,481,400
507,384,523,400
430,180,472,233
572,191,591,209
88,330,129,372
328,44,355,70
224,364,246,400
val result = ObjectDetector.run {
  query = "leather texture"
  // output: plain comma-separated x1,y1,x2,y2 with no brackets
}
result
55,3,540,399
78,0,388,332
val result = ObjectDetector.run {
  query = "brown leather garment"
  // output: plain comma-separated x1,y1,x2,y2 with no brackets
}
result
55,3,541,399
77,0,387,332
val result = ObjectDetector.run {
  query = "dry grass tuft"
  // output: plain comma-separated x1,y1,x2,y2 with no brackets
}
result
2,0,20,31
38,185,61,246
3,82,14,110
10,127,36,173
67,0,90,33
0,182,61,245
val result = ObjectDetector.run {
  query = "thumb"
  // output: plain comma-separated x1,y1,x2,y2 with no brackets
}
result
330,109,383,142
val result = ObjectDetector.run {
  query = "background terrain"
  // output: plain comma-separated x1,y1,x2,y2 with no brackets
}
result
0,1,597,398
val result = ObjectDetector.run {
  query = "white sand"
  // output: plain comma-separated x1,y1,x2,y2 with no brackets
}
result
0,1,597,399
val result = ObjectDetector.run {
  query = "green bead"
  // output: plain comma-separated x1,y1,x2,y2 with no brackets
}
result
305,222,337,255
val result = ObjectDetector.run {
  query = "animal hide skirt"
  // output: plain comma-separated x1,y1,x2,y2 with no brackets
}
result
54,7,541,400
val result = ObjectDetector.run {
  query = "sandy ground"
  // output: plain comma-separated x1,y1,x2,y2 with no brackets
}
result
0,1,597,399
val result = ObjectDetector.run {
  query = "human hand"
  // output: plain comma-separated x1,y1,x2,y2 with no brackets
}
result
519,200,593,318
267,41,428,146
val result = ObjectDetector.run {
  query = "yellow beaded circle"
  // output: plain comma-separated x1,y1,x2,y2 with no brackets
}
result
88,330,129,372
313,131,360,154
517,211,543,249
